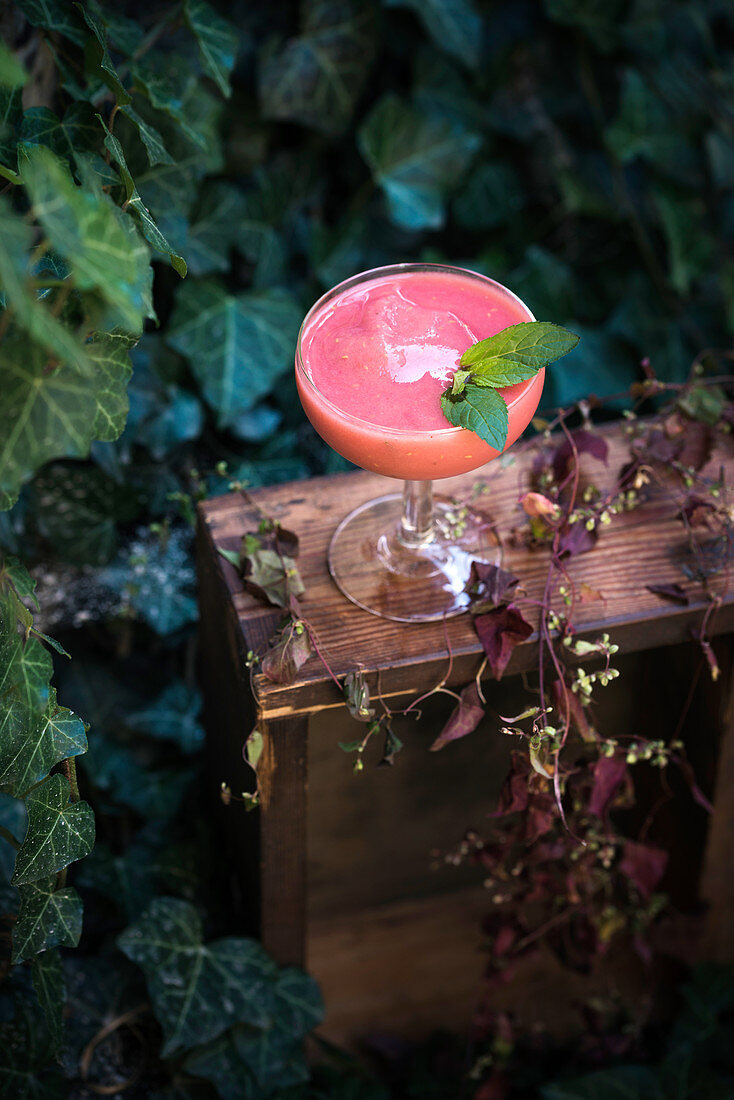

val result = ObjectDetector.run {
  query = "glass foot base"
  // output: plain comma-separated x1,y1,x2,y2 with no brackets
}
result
328,494,501,622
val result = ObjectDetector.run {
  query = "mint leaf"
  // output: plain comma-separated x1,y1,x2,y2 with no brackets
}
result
459,321,580,382
441,384,508,450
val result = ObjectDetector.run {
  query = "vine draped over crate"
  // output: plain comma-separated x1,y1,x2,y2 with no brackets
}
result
221,363,731,1100
1,0,734,1095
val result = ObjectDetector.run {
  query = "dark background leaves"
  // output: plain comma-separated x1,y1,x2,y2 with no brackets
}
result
1,0,733,1095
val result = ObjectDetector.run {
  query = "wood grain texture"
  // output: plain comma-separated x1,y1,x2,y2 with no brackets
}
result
700,640,734,963
198,421,734,718
258,713,309,966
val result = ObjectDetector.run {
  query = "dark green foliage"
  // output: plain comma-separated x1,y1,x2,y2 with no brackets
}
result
0,0,732,1095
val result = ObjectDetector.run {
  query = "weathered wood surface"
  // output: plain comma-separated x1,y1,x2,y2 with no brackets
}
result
700,639,734,962
197,421,734,720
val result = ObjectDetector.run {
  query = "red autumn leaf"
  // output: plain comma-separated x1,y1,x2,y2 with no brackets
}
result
492,751,531,815
261,622,313,683
589,754,628,818
558,520,597,558
519,491,557,517
551,429,608,482
618,840,667,899
646,582,689,606
579,582,603,603
524,794,556,841
474,605,533,679
466,561,520,612
636,428,681,465
430,682,485,751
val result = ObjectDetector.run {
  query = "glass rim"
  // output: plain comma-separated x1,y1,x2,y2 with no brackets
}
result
295,262,537,437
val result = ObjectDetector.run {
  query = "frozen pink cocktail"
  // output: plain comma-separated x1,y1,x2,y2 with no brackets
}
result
296,267,543,481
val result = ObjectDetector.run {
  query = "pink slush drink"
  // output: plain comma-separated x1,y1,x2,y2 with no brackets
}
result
296,266,543,481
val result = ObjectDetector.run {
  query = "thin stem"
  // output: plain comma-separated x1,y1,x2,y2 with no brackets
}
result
0,825,20,851
399,480,434,547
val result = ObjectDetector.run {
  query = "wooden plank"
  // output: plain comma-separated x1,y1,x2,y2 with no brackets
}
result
258,712,309,967
196,513,260,933
308,887,651,1047
700,641,734,962
198,421,734,718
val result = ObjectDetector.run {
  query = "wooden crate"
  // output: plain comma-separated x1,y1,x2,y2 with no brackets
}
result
196,422,734,1044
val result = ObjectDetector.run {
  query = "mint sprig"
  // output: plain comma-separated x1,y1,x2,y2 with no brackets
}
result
441,322,580,449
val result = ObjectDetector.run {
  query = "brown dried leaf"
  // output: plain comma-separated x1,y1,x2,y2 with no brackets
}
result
430,683,485,751
474,605,533,680
646,583,689,606
261,622,313,683
519,491,557,518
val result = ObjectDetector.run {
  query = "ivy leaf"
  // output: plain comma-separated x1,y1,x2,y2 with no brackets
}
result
271,965,323,1035
22,146,153,333
98,117,187,277
0,689,86,799
440,385,508,450
656,190,712,297
0,557,39,611
0,84,22,176
167,280,302,428
460,322,580,381
184,0,239,98
430,682,484,751
0,328,132,503
12,876,83,964
16,0,87,47
0,196,94,378
385,0,483,71
0,41,28,88
358,93,480,229
184,181,246,275
261,624,313,684
31,949,65,1051
605,69,690,176
86,334,134,441
474,604,533,680
130,52,206,151
0,999,67,1098
11,774,95,886
119,104,174,167
260,0,375,136
182,1027,306,1099
117,897,277,1057
19,103,99,164
127,682,205,754
0,610,52,717
31,464,136,566
76,2,132,106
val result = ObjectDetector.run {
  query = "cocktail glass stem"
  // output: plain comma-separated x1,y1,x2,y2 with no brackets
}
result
328,481,501,623
399,480,434,548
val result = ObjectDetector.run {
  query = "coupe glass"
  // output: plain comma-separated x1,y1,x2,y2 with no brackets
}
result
295,263,543,623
